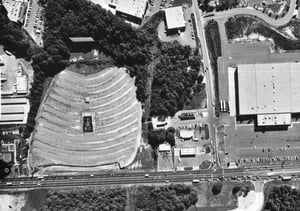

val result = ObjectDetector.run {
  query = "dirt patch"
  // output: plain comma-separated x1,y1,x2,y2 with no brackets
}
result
0,193,26,211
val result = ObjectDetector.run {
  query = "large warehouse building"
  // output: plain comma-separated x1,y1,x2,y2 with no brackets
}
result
230,62,300,126
164,6,185,35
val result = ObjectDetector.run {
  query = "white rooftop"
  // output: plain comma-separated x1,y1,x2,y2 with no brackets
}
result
16,75,27,92
180,148,196,156
165,6,185,30
237,63,300,115
179,130,194,139
158,143,171,151
69,37,95,43
116,0,148,19
257,113,291,126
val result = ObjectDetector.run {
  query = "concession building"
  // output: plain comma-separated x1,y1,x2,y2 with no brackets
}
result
228,62,300,126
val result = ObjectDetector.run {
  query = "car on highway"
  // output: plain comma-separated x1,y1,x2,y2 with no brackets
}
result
192,179,200,183
6,182,12,186
145,174,149,178
20,182,24,185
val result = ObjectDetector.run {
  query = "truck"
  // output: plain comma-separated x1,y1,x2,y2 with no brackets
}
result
37,175,44,180
281,175,292,181
192,179,200,183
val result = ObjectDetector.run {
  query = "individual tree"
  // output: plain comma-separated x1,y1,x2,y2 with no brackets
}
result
212,183,223,195
0,160,11,179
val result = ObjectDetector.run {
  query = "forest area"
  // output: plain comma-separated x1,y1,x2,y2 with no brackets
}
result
0,0,205,140
39,0,202,117
38,184,198,211
204,20,221,117
264,185,300,211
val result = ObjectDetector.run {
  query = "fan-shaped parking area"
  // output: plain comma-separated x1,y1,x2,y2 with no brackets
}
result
30,66,142,170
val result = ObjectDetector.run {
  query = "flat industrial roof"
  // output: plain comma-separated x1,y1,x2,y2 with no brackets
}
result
1,105,24,114
237,63,300,115
69,37,95,43
1,97,28,104
165,6,185,30
116,0,148,18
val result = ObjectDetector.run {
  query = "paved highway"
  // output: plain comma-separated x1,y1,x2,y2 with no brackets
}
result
192,0,219,166
3,164,300,190
204,0,297,27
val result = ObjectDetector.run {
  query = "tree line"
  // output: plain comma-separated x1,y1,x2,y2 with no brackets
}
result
205,20,221,117
42,188,127,211
131,184,198,211
40,184,198,211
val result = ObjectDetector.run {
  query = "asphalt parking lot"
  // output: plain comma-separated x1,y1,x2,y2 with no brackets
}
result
217,42,300,168
23,0,44,46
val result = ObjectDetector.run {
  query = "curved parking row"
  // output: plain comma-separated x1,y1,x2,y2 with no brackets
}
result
30,67,142,169
204,0,296,28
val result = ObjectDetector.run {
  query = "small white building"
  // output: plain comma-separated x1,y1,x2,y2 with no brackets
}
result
151,116,170,130
164,6,186,35
179,129,194,140
180,148,196,156
158,143,171,152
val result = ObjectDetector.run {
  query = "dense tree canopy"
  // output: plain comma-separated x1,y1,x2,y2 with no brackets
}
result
148,127,176,148
41,0,201,115
212,183,223,195
132,184,198,211
150,43,200,117
205,20,221,117
42,188,127,211
0,160,11,179
40,185,198,211
0,6,31,58
264,185,300,211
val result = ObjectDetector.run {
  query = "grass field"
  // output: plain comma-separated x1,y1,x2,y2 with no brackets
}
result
30,66,142,171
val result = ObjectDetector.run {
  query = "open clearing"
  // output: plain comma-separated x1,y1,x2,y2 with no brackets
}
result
29,66,142,171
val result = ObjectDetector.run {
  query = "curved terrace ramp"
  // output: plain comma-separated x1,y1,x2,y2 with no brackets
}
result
29,66,142,171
